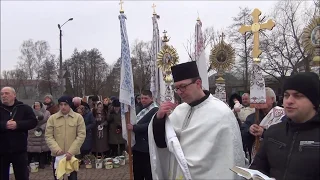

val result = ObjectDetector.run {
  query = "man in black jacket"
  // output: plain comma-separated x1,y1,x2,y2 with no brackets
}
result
250,72,320,180
0,87,37,180
126,90,158,180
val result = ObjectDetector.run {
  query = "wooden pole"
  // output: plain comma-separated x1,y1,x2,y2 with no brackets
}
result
125,108,133,180
252,108,260,157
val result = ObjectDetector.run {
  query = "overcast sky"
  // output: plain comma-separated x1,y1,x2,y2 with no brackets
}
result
1,1,277,72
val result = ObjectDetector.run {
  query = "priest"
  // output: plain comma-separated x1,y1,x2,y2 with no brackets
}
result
148,61,245,180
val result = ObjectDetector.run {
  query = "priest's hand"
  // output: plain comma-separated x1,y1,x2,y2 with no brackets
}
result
157,102,177,119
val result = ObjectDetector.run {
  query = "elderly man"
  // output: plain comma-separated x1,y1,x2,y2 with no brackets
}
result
241,87,285,163
127,90,158,180
250,72,320,179
0,87,37,180
45,95,86,180
72,97,90,111
149,61,244,179
234,93,255,124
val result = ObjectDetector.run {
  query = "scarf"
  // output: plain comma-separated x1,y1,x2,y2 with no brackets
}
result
259,106,285,129
136,102,158,123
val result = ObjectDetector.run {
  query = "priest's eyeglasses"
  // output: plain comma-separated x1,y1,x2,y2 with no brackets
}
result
173,80,196,93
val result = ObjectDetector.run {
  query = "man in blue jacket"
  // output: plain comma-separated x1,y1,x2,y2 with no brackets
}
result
0,87,37,180
127,90,158,180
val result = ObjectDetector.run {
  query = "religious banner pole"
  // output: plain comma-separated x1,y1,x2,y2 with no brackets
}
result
118,1,135,179
150,3,165,104
194,15,209,90
210,32,235,103
239,8,275,157
157,30,179,103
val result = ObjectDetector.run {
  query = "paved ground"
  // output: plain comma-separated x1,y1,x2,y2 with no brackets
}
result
10,164,130,180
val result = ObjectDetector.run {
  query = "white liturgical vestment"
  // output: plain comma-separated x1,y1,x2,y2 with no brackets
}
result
148,95,245,180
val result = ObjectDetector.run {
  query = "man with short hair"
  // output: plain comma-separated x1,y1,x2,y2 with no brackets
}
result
233,93,255,124
0,87,37,180
72,97,90,111
250,72,320,179
149,61,244,179
126,90,158,180
241,87,285,162
45,95,86,180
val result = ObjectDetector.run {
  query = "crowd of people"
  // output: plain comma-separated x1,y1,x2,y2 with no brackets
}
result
0,61,319,180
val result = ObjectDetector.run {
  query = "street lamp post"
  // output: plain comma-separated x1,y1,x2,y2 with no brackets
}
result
58,18,73,95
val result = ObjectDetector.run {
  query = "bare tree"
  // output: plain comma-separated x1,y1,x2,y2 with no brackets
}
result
131,40,152,93
64,48,110,96
38,54,58,96
227,7,253,92
1,69,28,98
183,26,219,73
260,0,315,84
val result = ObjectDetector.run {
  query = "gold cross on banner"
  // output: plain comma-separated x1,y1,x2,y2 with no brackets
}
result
152,3,156,15
239,8,275,61
119,0,124,13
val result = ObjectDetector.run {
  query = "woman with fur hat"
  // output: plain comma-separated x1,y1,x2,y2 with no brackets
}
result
27,101,51,169
108,99,126,157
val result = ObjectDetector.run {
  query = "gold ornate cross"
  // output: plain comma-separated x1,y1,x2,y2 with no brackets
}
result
119,0,124,13
152,3,156,15
239,8,275,60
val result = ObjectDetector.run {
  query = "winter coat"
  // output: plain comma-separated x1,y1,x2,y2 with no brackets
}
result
27,104,51,153
45,103,59,115
80,109,96,152
0,100,37,154
241,111,265,153
108,110,126,145
250,114,320,180
92,110,109,153
132,104,158,153
45,110,86,156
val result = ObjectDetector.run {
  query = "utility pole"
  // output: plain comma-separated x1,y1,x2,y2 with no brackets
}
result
58,18,73,95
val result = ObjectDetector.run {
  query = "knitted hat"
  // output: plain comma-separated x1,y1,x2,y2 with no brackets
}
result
112,99,120,107
44,94,53,101
283,72,319,108
58,95,73,107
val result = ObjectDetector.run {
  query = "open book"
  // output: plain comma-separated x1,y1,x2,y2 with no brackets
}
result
230,166,273,180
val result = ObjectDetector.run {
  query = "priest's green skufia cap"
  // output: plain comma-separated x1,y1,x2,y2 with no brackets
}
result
171,61,200,82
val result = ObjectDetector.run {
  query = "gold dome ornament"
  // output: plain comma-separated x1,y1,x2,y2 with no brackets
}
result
302,16,320,66
209,33,235,72
157,30,179,82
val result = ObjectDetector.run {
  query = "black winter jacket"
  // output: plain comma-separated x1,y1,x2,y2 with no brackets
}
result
0,100,37,154
132,104,158,153
250,114,320,180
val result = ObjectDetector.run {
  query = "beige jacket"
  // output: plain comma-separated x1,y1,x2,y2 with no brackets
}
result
45,110,86,156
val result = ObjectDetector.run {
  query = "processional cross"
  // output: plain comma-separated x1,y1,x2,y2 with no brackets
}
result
119,0,124,13
239,8,275,61
239,8,275,158
152,3,156,15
